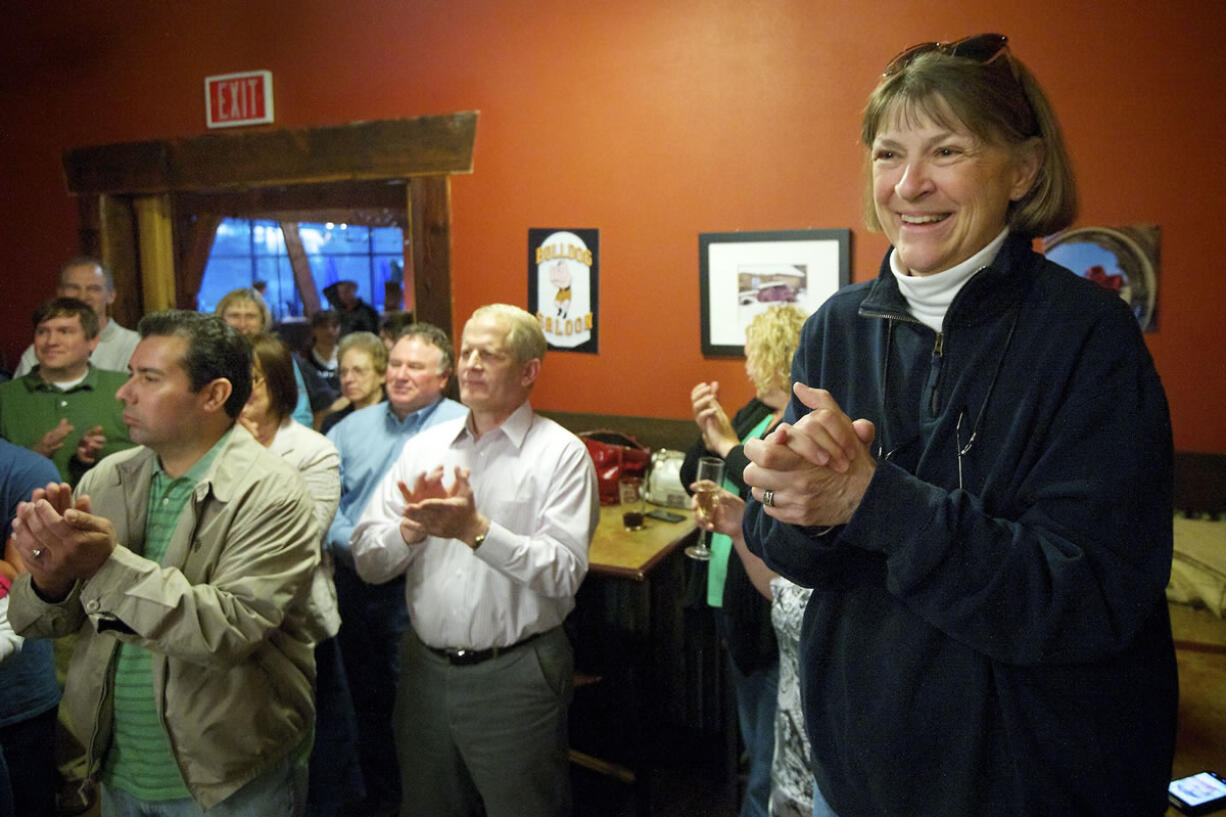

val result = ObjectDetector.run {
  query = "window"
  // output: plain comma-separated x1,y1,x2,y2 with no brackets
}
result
197,218,405,322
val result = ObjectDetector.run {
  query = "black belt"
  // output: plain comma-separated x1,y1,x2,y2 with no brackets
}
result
425,630,545,666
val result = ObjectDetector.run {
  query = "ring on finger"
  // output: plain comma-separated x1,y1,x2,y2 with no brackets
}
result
763,489,775,507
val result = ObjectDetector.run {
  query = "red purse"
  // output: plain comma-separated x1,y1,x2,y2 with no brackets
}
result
578,430,651,505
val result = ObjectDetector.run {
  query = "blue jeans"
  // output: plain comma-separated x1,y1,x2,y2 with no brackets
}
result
730,658,779,817
332,562,407,812
99,752,306,817
0,706,57,817
305,637,364,817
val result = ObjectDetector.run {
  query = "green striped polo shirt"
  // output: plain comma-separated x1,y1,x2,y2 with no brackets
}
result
100,431,228,801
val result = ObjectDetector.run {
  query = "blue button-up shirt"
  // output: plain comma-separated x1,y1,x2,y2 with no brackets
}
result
326,396,467,563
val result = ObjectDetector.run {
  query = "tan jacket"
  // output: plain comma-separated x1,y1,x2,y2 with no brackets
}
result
9,425,319,809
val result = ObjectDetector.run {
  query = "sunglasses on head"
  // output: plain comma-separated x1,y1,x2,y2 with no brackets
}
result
883,33,1010,77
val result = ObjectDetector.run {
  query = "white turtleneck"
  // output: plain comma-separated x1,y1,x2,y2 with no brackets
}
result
890,228,1010,332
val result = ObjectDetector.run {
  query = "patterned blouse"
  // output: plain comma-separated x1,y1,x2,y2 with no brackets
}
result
769,576,816,817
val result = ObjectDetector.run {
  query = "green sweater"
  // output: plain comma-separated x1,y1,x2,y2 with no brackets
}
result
0,365,133,484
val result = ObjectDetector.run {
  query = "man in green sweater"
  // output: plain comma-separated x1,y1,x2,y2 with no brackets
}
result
0,298,131,484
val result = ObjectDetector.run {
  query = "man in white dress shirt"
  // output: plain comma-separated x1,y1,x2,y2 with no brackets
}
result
352,303,598,817
14,258,140,377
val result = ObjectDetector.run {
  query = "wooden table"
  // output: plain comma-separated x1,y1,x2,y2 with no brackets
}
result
572,502,696,814
588,502,695,581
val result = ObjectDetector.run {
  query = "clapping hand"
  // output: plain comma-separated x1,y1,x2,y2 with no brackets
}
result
396,466,488,548
34,419,74,458
743,384,876,528
75,425,106,465
10,482,115,601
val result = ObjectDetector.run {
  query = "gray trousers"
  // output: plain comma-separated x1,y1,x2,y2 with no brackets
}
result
395,626,574,817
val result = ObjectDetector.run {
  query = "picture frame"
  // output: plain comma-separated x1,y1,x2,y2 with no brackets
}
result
700,229,850,356
1041,224,1160,332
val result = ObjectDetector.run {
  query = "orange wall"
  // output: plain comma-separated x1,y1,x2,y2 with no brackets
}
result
2,1,1224,452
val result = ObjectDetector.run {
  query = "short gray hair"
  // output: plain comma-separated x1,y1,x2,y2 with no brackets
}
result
59,256,114,293
398,322,455,374
337,331,388,375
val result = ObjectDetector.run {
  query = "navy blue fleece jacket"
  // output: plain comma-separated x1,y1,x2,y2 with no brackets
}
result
744,234,1177,817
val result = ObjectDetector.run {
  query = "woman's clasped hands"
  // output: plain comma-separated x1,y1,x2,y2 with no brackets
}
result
743,383,877,528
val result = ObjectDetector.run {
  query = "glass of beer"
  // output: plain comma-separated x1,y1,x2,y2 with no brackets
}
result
685,456,725,560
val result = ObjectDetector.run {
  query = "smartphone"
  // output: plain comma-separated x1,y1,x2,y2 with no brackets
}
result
1169,771,1226,815
645,508,686,523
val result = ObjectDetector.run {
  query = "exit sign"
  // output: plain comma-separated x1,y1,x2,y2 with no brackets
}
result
205,70,274,129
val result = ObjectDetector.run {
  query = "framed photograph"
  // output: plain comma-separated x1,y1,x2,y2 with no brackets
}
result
700,229,850,356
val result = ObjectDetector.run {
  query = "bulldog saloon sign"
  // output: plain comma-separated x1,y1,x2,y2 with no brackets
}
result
528,228,599,354
205,70,274,129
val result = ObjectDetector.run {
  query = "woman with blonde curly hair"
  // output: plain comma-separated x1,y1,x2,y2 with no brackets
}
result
681,303,807,817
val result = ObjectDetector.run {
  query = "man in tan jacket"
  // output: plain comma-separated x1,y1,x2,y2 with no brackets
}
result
8,310,318,815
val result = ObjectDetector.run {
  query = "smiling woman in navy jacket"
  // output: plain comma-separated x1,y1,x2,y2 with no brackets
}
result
742,34,1176,817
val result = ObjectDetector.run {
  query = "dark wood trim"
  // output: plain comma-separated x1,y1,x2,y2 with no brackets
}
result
173,210,221,312
97,194,142,329
64,114,474,328
174,181,408,225
77,195,101,259
1174,639,1226,655
280,222,321,316
1174,452,1226,519
409,176,453,332
64,112,478,195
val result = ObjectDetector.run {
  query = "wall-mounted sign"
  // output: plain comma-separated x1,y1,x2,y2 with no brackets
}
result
528,228,599,354
205,70,274,129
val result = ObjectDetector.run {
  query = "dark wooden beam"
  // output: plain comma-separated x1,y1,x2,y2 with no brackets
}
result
76,195,101,259
280,222,322,316
175,181,408,225
97,194,142,329
409,176,453,334
173,211,222,311
64,112,478,195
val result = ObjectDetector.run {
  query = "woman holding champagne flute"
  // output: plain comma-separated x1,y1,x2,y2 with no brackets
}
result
681,304,806,817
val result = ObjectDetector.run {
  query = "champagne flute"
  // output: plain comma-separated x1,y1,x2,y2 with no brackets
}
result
685,456,725,560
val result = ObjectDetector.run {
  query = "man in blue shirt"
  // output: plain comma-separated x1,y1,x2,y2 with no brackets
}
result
325,322,465,817
1,438,61,817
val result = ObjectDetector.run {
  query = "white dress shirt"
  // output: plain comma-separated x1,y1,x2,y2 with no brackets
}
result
351,401,599,651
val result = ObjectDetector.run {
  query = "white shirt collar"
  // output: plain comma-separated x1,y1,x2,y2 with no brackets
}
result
457,400,534,449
